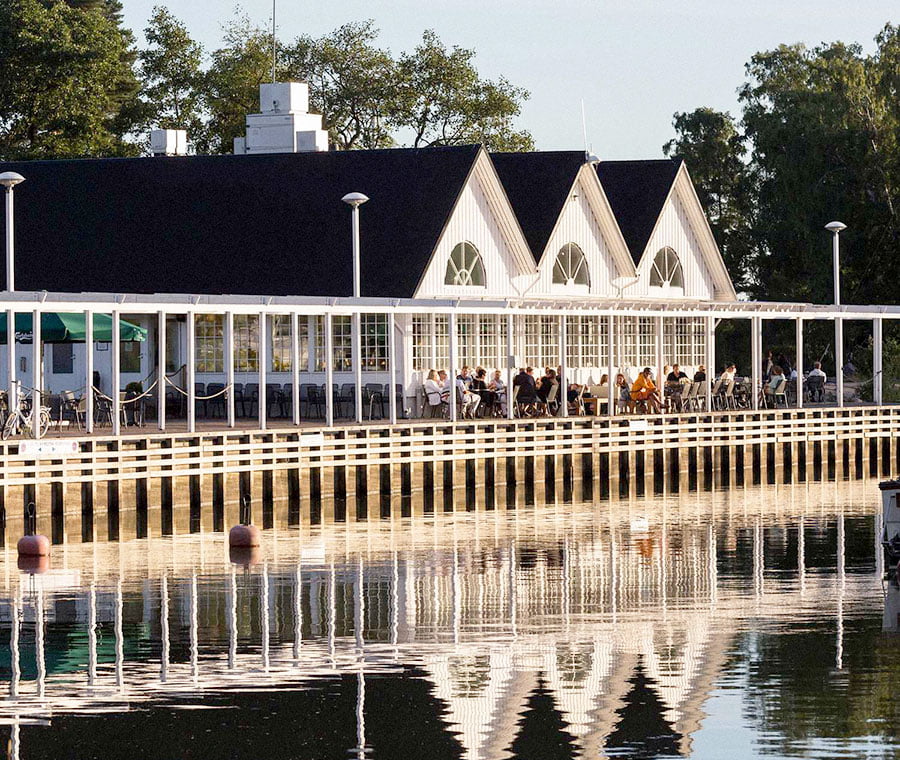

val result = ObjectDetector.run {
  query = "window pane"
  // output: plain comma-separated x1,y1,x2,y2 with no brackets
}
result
121,341,141,373
234,315,259,372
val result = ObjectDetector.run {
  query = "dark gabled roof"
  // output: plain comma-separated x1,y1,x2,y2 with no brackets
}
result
595,158,682,265
0,145,481,298
490,151,586,262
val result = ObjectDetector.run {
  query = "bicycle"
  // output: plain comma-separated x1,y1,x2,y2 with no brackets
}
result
2,386,51,440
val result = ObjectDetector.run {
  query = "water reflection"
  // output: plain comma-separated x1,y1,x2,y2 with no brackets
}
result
0,481,892,759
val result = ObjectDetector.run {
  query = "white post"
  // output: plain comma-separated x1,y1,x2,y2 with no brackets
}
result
186,311,195,433
705,315,714,414
258,311,267,430
559,314,568,418
3,180,19,292
353,311,363,423
388,311,397,425
352,206,361,299
835,316,844,408
111,311,121,435
607,314,615,416
795,318,804,409
874,317,883,406
751,316,761,411
448,312,457,421
31,309,40,439
225,312,235,428
506,312,514,420
156,311,166,431
291,311,301,425
654,316,664,408
85,309,94,433
6,307,15,415
325,313,334,427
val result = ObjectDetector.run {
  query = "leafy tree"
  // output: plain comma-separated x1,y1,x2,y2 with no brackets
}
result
0,0,142,159
663,108,754,292
282,21,397,150
196,13,283,155
139,6,204,144
393,29,533,151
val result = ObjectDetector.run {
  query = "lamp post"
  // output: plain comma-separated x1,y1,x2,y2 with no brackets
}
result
0,172,25,292
825,221,846,407
341,192,369,299
342,192,369,423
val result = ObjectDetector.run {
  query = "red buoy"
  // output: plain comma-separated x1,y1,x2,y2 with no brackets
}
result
228,523,261,548
229,545,261,567
17,554,49,574
17,534,50,557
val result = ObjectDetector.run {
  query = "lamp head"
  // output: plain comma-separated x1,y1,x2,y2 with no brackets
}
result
825,220,847,234
0,172,25,190
342,192,369,208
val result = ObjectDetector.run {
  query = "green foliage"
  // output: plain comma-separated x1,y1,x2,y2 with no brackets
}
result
138,6,204,144
0,0,142,159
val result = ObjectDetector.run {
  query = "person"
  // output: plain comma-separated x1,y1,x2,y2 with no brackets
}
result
423,369,444,417
438,370,450,402
631,367,661,413
537,368,558,402
719,364,737,384
762,350,774,382
666,363,689,411
764,365,786,405
615,373,633,414
808,361,826,380
693,365,707,382
776,353,792,377
490,369,507,414
455,369,480,418
513,367,538,406
805,360,827,402
471,367,496,416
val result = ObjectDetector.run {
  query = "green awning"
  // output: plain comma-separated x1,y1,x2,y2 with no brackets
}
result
0,313,147,344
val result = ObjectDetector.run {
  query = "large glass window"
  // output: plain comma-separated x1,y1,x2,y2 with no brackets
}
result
195,314,224,373
649,247,684,289
314,316,326,371
361,314,388,370
332,316,352,370
271,315,292,372
412,315,430,371
444,242,486,287
234,315,259,372
552,243,590,286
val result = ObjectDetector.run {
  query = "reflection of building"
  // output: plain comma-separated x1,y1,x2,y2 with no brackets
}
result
0,482,872,758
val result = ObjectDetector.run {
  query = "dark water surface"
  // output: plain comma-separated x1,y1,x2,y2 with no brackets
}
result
0,481,896,759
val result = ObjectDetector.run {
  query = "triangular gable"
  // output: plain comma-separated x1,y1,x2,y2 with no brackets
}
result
574,164,638,280
413,147,536,298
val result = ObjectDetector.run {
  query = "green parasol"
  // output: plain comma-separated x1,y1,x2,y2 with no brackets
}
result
0,313,147,344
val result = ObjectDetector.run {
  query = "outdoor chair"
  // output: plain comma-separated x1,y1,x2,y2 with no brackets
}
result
805,375,825,403
682,381,699,412
194,383,207,418
773,379,789,408
242,383,259,418
533,382,559,417
364,383,385,419
299,383,315,417
338,384,356,418
723,380,737,410
206,383,226,418
60,390,85,430
710,378,724,410
265,383,283,418
568,384,586,416
230,383,243,418
307,385,325,419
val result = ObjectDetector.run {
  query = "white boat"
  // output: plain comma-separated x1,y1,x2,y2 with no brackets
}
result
879,479,900,579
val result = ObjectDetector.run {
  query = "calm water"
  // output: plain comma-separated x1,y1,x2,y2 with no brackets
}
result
0,482,896,759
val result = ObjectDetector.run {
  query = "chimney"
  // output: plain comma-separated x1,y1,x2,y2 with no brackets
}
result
150,129,188,156
233,82,329,155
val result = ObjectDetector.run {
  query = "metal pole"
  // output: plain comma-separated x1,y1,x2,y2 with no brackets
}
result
85,309,94,433
156,311,166,431
225,312,235,428
7,307,15,415
388,311,397,425
751,316,761,411
607,314,615,416
291,311,301,425
325,313,334,427
111,311,121,435
353,311,363,423
4,187,15,292
506,312,514,420
186,311,195,433
795,318,804,409
559,314,568,418
832,229,844,408
874,317,883,406
258,311,267,430
31,308,40,439
448,312,457,421
832,230,841,307
352,206,361,299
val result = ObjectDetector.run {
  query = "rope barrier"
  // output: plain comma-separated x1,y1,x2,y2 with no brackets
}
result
91,378,159,405
163,376,233,400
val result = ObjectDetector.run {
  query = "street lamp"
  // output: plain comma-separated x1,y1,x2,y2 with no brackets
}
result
0,172,25,292
341,192,369,299
825,220,847,407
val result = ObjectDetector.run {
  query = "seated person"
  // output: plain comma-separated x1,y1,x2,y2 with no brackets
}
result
719,364,737,384
808,361,826,381
631,367,661,413
423,369,444,415
764,365,786,400
471,367,497,410
693,364,707,382
666,363,689,411
513,367,538,404
438,370,451,402
455,371,480,418
615,373,633,413
537,368,558,402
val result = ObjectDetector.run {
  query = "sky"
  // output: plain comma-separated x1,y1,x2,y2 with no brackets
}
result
120,0,897,159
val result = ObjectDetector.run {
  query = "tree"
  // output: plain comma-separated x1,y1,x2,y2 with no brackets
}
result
0,0,142,159
393,29,533,151
663,108,754,292
139,6,204,144
196,13,281,155
282,21,397,150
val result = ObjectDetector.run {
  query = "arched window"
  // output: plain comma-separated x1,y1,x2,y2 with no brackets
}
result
649,247,684,289
444,242,486,287
552,243,590,286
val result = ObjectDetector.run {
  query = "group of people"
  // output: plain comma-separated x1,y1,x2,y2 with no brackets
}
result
423,366,508,418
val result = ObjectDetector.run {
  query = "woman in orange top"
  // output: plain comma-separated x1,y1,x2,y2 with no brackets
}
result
630,367,661,413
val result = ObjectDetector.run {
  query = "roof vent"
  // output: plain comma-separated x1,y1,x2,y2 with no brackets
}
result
150,129,188,156
233,81,329,155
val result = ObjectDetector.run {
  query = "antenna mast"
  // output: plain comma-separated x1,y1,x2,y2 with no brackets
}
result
271,0,277,83
581,99,588,159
